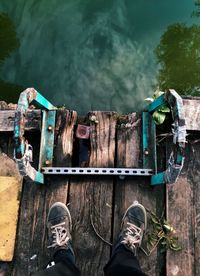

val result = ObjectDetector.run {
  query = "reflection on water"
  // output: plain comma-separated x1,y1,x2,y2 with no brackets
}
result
0,0,194,113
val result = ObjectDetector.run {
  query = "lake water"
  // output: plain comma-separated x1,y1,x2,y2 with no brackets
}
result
0,0,195,114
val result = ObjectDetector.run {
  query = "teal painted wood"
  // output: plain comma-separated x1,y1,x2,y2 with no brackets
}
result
151,172,165,185
149,89,186,185
151,119,157,174
142,112,157,171
33,92,56,110
35,171,44,184
14,88,56,184
142,112,149,168
38,110,56,170
148,94,166,113
14,88,56,158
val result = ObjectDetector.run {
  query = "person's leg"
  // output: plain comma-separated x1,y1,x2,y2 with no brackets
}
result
104,201,148,276
34,202,80,276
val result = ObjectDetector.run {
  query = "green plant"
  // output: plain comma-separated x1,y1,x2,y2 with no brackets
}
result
142,208,182,256
145,88,170,125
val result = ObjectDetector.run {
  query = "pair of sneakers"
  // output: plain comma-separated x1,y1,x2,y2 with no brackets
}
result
47,201,147,257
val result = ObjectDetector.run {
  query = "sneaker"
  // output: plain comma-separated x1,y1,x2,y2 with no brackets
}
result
47,202,73,254
116,200,147,255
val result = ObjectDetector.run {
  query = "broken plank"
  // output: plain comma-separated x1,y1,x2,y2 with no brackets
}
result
54,110,77,166
12,110,77,275
0,110,41,132
69,111,117,275
113,113,165,275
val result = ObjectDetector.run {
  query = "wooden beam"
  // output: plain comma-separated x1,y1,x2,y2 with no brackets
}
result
0,110,41,132
12,110,77,275
0,98,199,132
193,141,200,276
68,111,117,275
165,139,200,276
113,113,165,275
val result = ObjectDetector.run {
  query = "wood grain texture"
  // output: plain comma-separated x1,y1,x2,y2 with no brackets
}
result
113,113,164,275
0,262,11,276
54,110,77,166
12,110,77,276
0,110,41,132
68,111,117,276
193,142,200,276
0,104,198,275
166,140,199,276
183,99,200,131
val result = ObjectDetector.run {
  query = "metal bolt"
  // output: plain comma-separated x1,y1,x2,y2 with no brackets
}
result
144,149,149,155
45,160,50,165
48,125,53,131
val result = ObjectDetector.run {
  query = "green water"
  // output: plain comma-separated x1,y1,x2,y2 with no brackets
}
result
0,0,196,114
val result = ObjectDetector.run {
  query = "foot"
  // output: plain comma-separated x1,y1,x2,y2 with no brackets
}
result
47,202,73,255
116,200,147,255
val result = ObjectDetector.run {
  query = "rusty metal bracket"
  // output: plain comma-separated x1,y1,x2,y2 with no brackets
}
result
148,89,186,185
14,88,56,184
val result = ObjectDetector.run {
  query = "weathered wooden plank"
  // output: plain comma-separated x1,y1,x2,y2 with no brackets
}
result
166,140,196,276
193,141,200,276
0,101,17,110
54,110,77,166
12,110,77,275
69,111,117,276
0,262,11,276
0,110,41,132
183,99,200,131
0,98,199,132
113,113,165,275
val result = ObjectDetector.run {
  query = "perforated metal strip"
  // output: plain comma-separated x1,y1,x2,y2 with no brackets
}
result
42,167,153,176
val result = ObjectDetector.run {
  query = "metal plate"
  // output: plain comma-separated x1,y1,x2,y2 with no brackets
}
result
142,112,157,171
38,110,56,170
42,167,153,176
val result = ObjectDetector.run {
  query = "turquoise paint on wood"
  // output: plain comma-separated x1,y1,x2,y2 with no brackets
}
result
38,110,56,170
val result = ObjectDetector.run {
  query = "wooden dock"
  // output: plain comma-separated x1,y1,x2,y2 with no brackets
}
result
0,98,199,276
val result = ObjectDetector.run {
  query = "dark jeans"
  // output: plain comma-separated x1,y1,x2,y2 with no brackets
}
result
34,245,147,276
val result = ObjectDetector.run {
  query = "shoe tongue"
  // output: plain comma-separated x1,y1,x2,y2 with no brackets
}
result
128,212,143,228
51,216,65,226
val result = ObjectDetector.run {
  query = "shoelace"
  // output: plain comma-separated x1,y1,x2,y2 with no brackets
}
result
121,222,143,253
47,222,69,249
